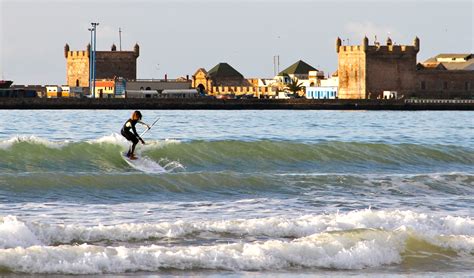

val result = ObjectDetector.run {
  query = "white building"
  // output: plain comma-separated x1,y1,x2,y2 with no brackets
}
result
125,90,159,98
161,89,199,98
306,86,338,99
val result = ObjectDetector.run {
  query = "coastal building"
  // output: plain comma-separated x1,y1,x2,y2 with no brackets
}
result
0,81,37,98
61,86,70,98
416,54,474,98
320,72,339,87
126,78,191,92
277,60,321,84
125,90,160,98
11,85,46,98
94,80,115,98
161,89,199,98
192,63,255,97
336,36,474,99
46,86,62,98
305,87,337,99
336,36,419,99
64,43,139,88
273,60,324,97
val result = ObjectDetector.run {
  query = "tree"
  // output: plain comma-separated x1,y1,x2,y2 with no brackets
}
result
285,77,304,98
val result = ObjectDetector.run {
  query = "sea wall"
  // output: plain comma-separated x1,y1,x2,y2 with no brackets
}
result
0,98,473,110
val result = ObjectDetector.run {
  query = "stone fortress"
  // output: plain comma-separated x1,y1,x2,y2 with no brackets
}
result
337,36,474,99
64,43,139,87
56,36,474,100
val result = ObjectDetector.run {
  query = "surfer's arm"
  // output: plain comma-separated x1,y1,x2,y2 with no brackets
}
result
131,124,146,144
131,124,140,138
138,120,151,129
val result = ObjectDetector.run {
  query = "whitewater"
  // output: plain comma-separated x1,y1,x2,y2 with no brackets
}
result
0,110,472,276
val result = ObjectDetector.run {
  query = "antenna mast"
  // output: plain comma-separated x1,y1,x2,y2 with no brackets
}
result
119,27,122,51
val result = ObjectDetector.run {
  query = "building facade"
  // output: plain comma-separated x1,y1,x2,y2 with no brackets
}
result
337,36,419,99
306,86,338,99
415,54,474,99
336,36,474,99
192,63,254,97
64,43,139,88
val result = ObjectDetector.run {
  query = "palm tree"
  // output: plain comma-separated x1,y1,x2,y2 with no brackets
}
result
285,77,304,98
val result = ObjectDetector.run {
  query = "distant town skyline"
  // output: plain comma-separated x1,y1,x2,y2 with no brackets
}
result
1,0,473,85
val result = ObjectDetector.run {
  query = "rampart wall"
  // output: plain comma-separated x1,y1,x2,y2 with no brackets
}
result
0,98,472,110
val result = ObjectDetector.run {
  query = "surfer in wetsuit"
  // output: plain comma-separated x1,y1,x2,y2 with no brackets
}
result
121,111,150,159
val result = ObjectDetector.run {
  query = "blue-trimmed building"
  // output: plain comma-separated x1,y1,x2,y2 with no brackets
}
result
306,86,338,99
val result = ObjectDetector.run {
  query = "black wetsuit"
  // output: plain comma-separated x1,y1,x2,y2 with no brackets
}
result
121,119,140,144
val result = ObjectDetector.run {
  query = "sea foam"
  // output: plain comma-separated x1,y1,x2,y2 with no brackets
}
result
0,210,473,274
0,230,404,274
2,210,473,248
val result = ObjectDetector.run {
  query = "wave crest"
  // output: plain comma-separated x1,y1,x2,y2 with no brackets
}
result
0,136,472,173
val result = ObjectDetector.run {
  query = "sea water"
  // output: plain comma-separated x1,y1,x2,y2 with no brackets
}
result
0,110,472,277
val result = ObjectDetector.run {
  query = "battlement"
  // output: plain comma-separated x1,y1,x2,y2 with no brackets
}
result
66,50,90,58
64,43,140,59
336,36,420,54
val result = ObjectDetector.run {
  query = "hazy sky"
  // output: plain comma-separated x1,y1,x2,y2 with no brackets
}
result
1,0,473,85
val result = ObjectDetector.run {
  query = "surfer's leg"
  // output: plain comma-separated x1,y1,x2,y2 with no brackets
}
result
130,137,139,158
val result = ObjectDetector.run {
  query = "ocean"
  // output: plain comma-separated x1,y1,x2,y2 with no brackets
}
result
0,110,472,277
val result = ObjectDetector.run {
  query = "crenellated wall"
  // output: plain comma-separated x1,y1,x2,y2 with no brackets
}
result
65,44,139,87
94,51,137,81
337,37,419,99
66,50,90,87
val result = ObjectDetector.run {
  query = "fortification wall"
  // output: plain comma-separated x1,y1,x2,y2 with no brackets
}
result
95,51,137,80
66,51,90,87
415,70,474,98
65,45,139,87
336,37,420,99
0,98,472,110
338,48,366,99
126,81,192,91
365,47,417,98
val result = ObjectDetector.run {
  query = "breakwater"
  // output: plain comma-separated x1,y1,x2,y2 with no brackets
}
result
0,98,473,110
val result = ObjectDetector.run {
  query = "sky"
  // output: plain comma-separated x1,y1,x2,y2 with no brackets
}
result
0,0,473,85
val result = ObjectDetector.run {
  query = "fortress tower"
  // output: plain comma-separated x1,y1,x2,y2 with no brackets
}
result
336,36,419,99
64,43,140,87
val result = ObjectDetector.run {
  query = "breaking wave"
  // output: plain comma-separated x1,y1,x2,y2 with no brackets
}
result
0,210,472,274
0,135,472,173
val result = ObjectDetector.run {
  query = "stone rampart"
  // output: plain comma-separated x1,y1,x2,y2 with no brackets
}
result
0,98,472,110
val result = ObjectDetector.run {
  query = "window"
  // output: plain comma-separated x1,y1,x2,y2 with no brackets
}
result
465,82,470,91
443,81,448,90
421,81,426,90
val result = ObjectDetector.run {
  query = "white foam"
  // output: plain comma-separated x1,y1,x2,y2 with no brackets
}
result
0,230,404,274
0,135,68,150
3,210,473,250
89,133,127,146
0,216,42,248
1,210,473,274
